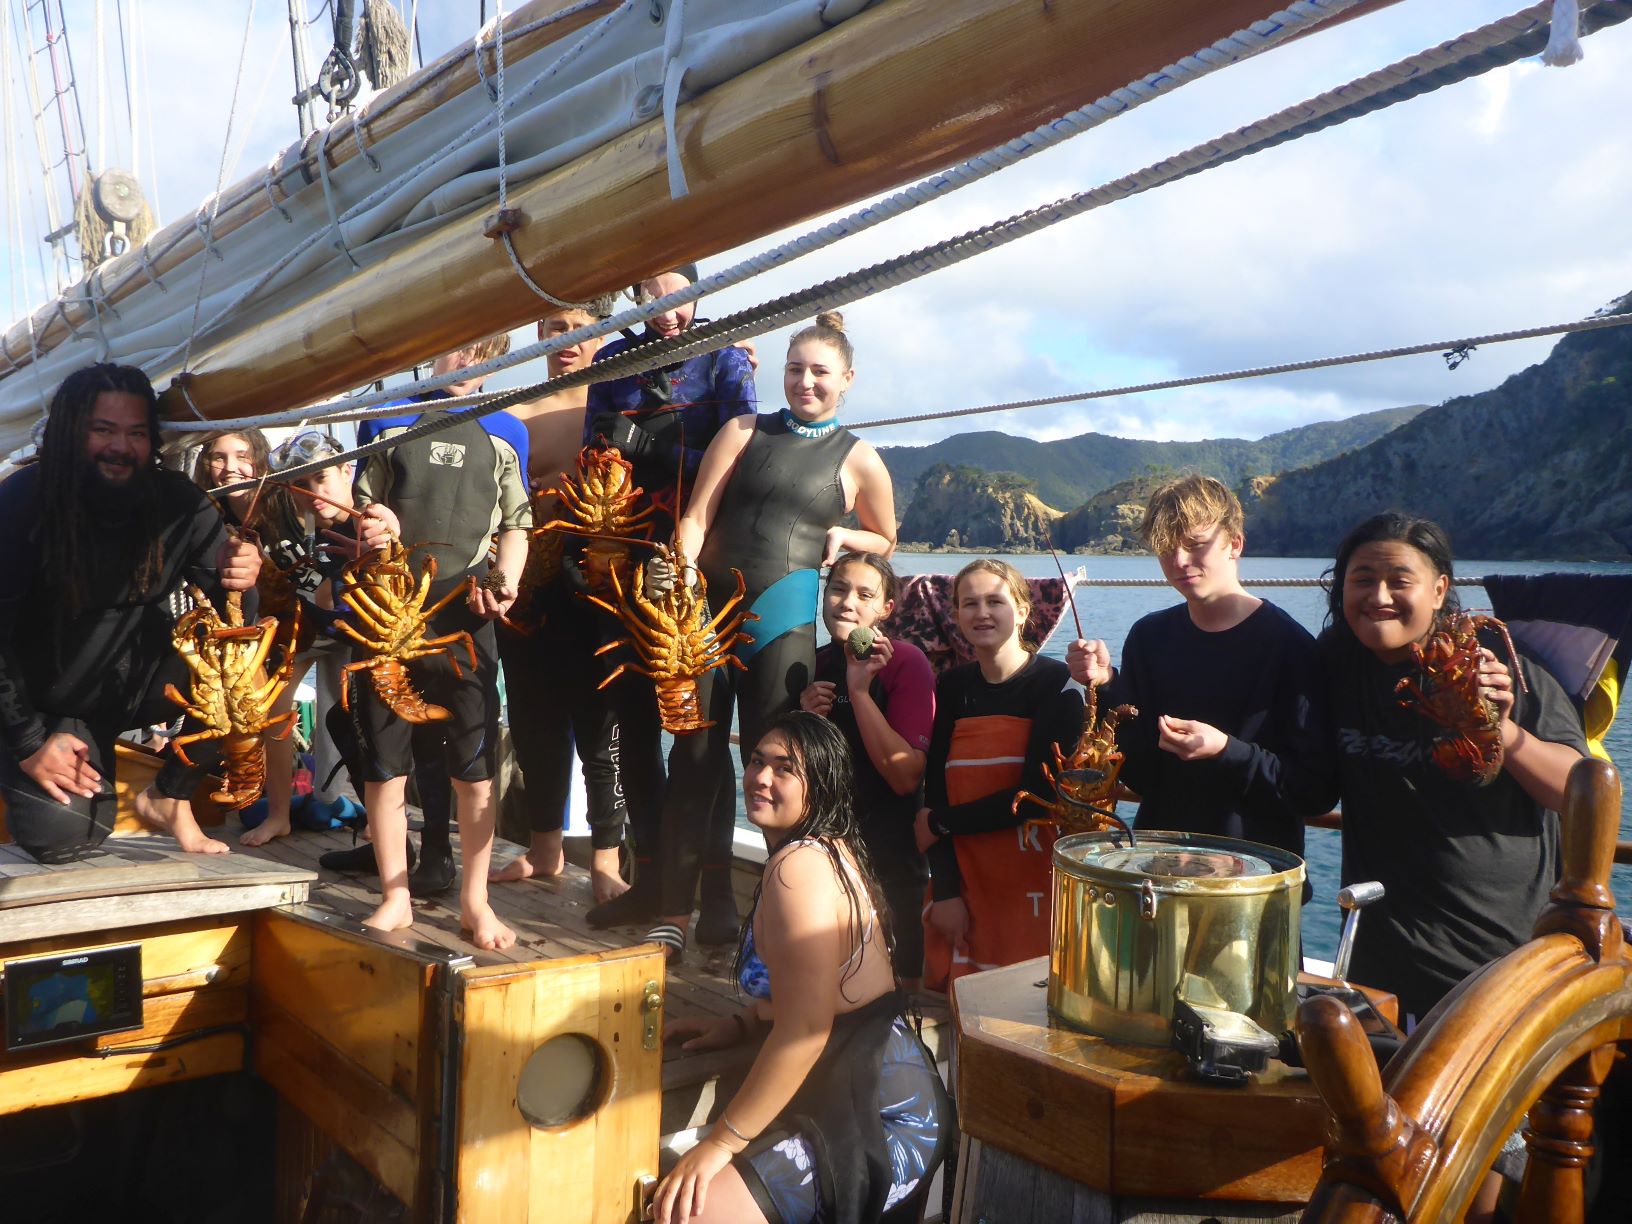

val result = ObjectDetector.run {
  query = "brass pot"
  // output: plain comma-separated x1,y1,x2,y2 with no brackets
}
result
1048,830,1304,1046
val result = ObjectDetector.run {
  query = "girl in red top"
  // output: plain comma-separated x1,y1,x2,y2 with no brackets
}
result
915,560,1083,991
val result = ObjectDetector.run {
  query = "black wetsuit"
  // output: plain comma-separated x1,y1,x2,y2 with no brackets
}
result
660,412,859,916
0,465,234,862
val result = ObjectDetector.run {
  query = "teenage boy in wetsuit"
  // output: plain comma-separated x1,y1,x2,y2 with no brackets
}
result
1067,475,1333,855
577,264,758,932
0,363,262,863
349,334,532,950
489,297,640,905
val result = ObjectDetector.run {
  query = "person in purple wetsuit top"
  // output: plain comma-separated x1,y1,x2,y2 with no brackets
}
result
801,552,934,989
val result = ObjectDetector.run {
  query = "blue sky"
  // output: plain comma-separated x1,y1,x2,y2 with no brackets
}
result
4,1,1630,452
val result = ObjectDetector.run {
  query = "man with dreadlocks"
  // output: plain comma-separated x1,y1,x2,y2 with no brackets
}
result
0,363,263,863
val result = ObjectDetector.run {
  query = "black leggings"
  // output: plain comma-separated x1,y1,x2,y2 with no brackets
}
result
657,620,814,917
497,594,628,850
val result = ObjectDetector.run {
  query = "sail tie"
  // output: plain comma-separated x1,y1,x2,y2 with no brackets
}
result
316,123,362,270
350,104,383,173
1544,0,1586,63
659,0,692,198
486,0,597,312
136,239,170,291
262,158,294,223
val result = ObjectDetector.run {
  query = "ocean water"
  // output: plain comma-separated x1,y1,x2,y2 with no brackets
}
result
880,553,1632,961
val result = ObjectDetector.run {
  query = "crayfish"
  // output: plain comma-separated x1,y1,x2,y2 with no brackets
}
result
583,544,757,734
540,446,659,593
504,488,571,635
1396,611,1527,784
164,587,301,809
335,542,478,724
1013,685,1138,835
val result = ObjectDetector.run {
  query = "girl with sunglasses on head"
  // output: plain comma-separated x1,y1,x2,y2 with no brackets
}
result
654,711,947,1224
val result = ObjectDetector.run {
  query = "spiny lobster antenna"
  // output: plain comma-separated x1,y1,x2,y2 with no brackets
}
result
1046,529,1084,641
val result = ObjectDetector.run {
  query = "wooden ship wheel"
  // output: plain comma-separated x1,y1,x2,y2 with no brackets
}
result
1298,757,1631,1224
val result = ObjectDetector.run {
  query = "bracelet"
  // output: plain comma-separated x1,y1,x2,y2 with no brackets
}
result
718,1112,753,1145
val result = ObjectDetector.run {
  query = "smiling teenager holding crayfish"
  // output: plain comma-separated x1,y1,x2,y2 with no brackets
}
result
637,311,897,961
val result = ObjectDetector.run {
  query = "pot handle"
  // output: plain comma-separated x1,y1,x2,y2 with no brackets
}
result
1139,879,1158,920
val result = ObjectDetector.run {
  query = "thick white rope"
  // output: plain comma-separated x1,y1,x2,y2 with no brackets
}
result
172,0,1625,440
180,0,1615,437
141,0,633,375
850,312,1632,432
173,0,1379,429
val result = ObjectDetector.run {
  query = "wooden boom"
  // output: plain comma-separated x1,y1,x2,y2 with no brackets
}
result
150,0,1401,423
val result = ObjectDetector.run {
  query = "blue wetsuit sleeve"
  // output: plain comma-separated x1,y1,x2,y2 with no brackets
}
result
678,346,757,482
0,472,46,759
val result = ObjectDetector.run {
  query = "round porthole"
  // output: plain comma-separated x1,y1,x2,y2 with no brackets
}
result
515,1033,608,1129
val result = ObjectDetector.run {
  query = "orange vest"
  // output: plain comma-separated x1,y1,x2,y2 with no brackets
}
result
923,714,1057,991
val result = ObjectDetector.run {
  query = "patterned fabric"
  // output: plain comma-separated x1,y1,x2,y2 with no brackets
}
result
879,574,1078,674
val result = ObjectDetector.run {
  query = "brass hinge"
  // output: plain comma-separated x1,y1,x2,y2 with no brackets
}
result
642,979,662,1050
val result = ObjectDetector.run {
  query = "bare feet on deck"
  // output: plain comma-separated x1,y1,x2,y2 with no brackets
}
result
362,893,416,933
462,902,517,951
239,812,292,848
591,847,630,904
134,787,231,855
489,845,564,883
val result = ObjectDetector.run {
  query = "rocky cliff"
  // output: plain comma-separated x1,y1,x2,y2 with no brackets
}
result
898,464,1062,549
1053,475,1170,554
1245,300,1632,560
880,404,1424,513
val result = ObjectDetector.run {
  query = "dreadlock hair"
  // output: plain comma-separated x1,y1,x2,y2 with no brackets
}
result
37,363,167,616
732,710,896,998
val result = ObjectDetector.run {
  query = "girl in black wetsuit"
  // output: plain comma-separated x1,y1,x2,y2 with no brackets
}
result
644,312,898,958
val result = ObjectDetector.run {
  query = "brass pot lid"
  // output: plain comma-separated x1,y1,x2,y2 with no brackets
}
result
1092,846,1270,879
1054,829,1304,893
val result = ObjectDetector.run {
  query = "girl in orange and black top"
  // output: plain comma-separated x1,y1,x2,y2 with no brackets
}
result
915,560,1083,992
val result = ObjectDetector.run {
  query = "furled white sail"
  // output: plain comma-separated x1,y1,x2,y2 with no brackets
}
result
0,0,876,457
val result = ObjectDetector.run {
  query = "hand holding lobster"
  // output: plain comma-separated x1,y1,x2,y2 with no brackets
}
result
1395,611,1527,784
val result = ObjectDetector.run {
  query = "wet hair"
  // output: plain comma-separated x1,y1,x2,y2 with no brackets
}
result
1322,511,1461,635
1140,474,1244,555
460,331,512,364
788,310,854,371
953,558,1035,652
733,711,895,996
827,550,901,605
37,363,167,615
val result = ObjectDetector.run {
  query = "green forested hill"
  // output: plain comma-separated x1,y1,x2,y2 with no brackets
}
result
879,404,1425,515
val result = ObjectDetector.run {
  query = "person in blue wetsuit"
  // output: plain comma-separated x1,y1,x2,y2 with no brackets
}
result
657,712,947,1224
577,265,759,934
641,311,897,959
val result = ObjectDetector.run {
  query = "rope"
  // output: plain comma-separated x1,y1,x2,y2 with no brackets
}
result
177,0,257,393
850,311,1632,433
1075,577,1491,589
208,0,1383,424
316,122,361,268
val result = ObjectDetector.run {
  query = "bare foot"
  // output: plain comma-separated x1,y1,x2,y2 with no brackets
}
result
240,812,292,848
490,846,565,883
134,788,231,855
591,847,630,904
462,902,517,951
362,893,416,933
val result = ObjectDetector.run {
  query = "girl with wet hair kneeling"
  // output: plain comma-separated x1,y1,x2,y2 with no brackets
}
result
654,711,947,1224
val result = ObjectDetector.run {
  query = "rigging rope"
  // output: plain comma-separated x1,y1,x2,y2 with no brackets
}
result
176,0,258,409
848,311,1632,433
179,0,1384,426
198,0,1632,457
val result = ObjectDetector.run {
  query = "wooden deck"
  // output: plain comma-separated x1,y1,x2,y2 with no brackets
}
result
191,818,952,1139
